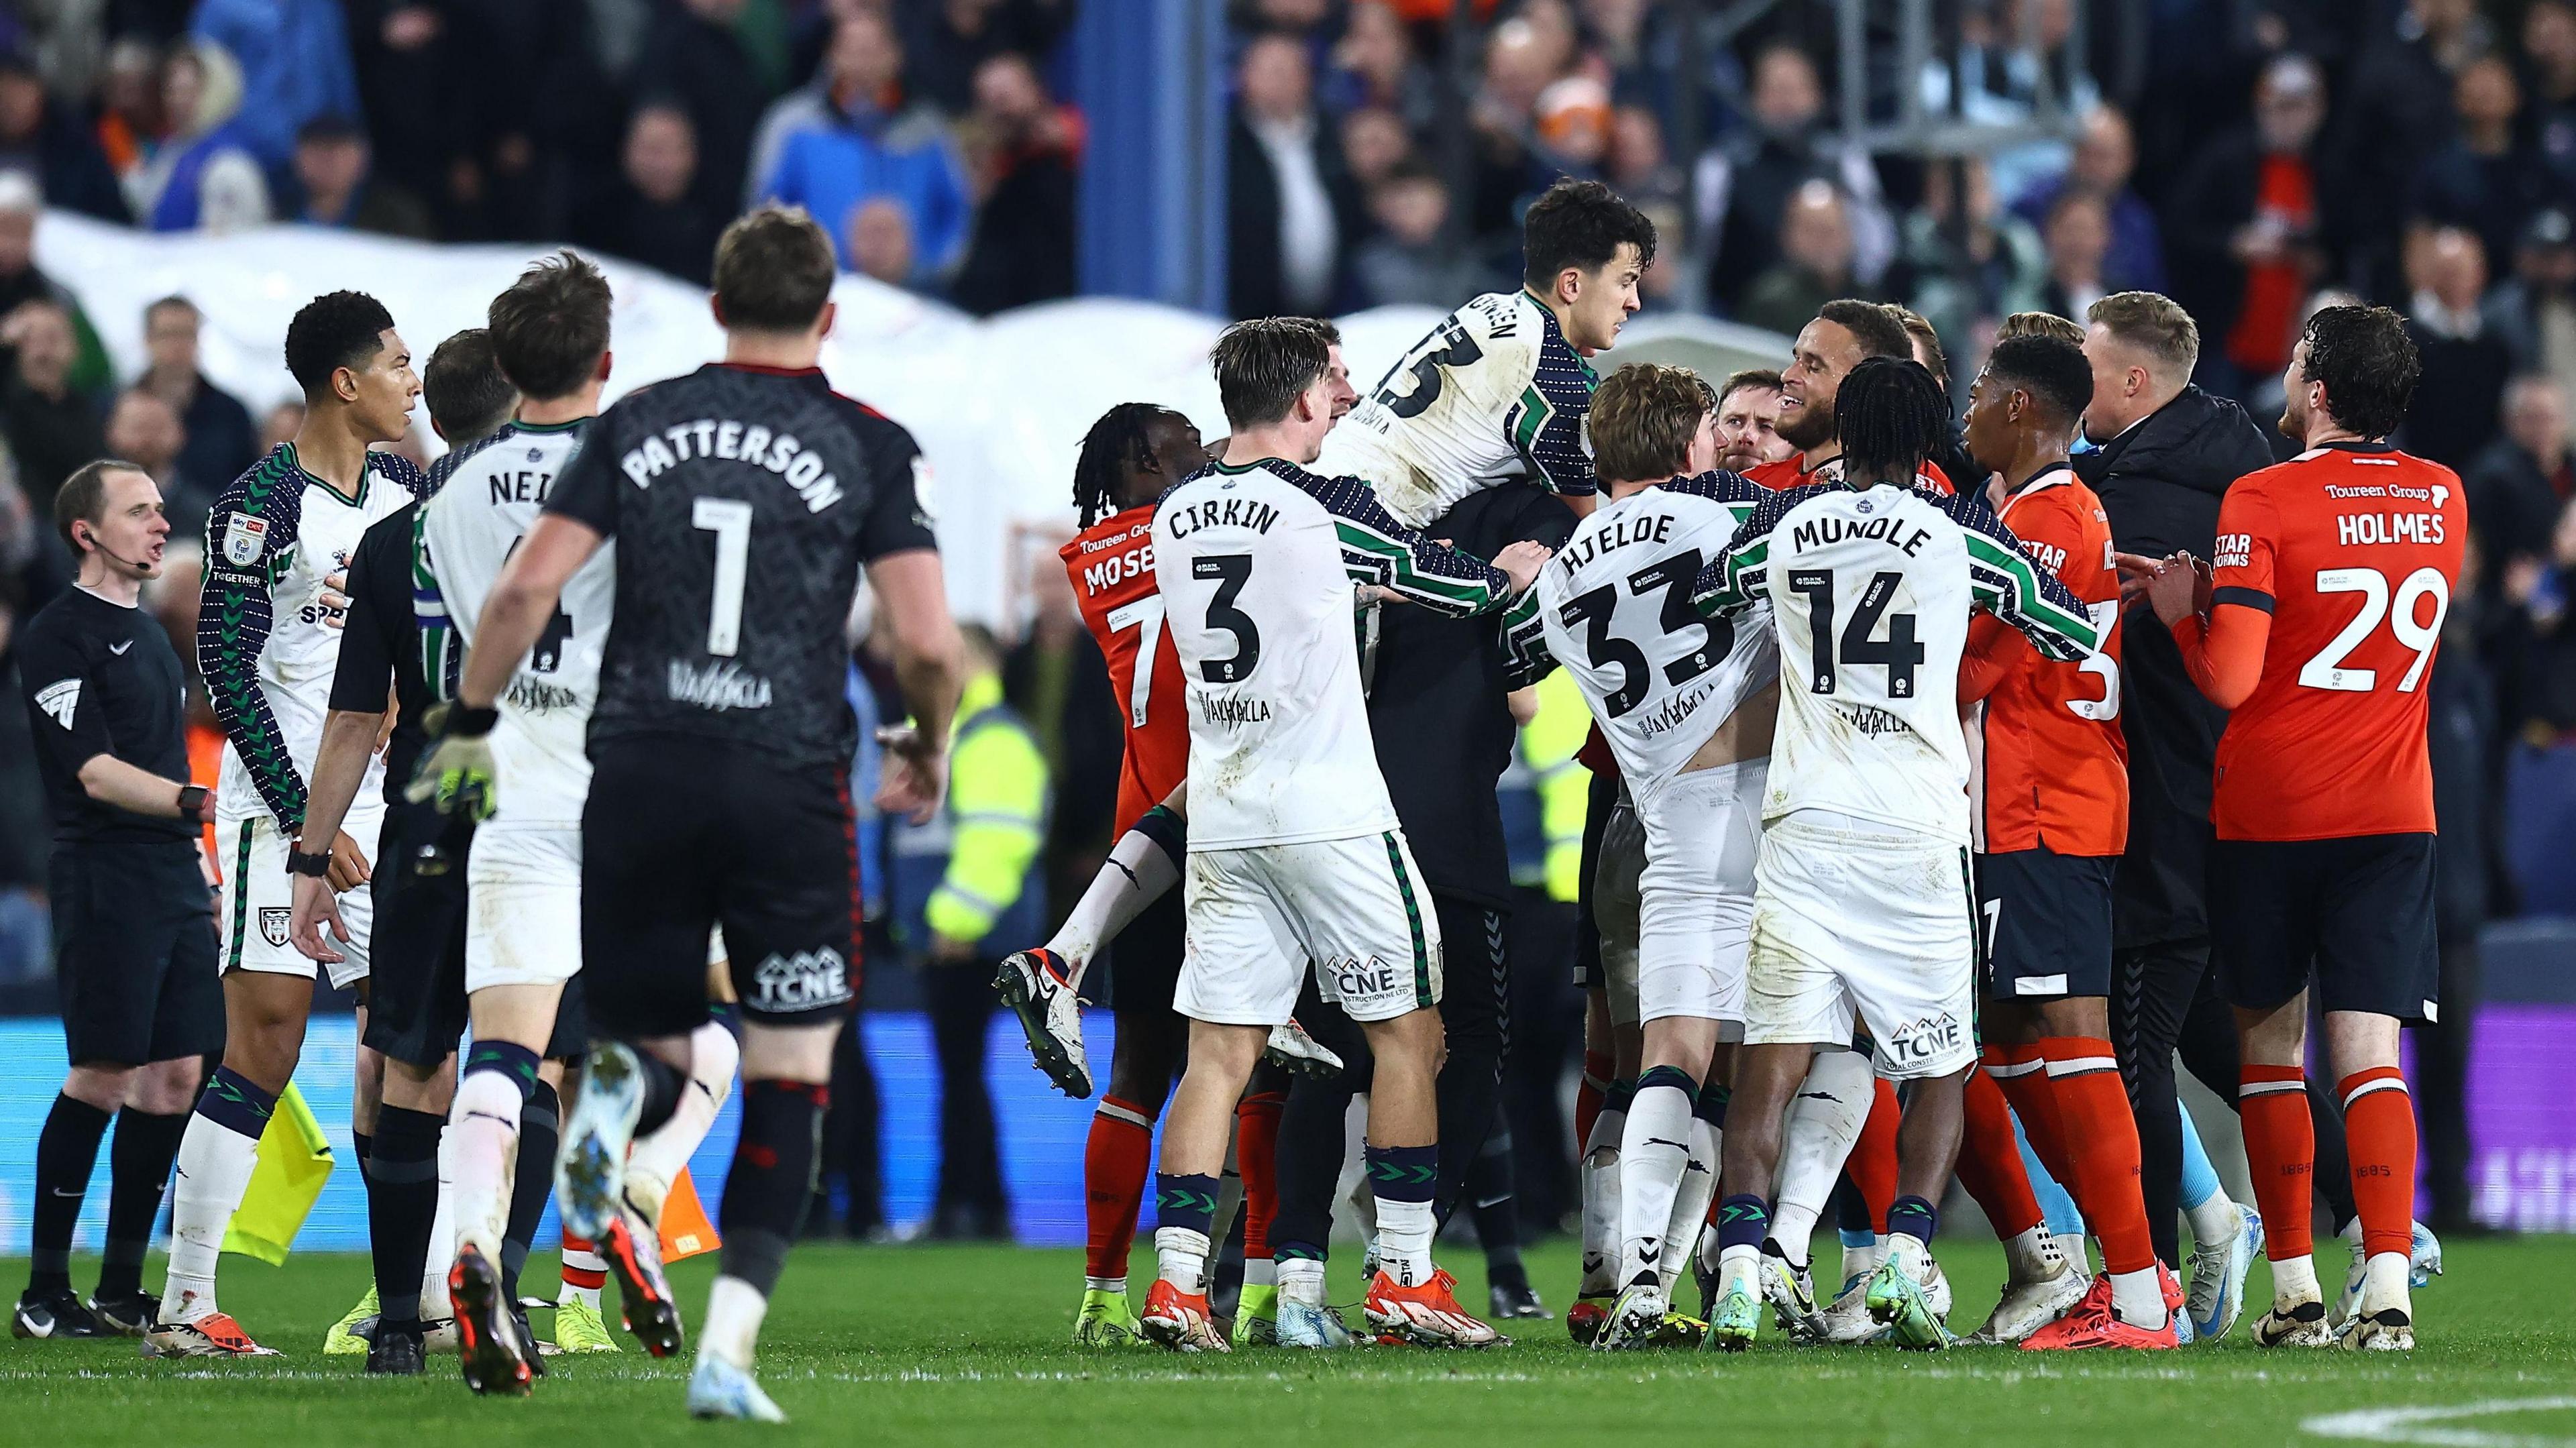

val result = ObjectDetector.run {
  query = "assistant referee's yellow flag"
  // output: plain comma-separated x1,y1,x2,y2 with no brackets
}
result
221,1082,335,1264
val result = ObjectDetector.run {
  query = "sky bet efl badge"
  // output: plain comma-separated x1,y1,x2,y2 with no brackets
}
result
222,513,268,567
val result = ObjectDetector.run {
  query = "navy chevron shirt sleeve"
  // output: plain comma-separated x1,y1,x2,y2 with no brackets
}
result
199,453,309,829
1297,466,1514,616
1511,325,1599,497
1937,489,2102,660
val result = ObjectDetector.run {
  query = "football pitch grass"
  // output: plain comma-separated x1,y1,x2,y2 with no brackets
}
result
5,1237,2575,1447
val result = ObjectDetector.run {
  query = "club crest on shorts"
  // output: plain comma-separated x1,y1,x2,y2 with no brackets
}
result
221,514,268,567
258,907,293,947
749,948,851,1012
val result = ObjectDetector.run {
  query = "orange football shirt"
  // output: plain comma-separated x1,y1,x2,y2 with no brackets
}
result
1974,466,2127,855
1062,505,1189,832
1745,453,1954,494
2204,442,2465,841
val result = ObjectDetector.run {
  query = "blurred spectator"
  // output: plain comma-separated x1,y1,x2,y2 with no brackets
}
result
1354,161,1494,309
846,195,915,288
1694,44,1894,315
1327,1,1436,132
91,37,161,186
1902,157,2045,361
1738,180,1875,337
2403,226,2512,469
104,387,207,541
1916,0,2100,204
2167,54,2338,395
1606,105,1684,215
2486,209,2576,415
576,103,724,286
635,0,773,218
259,400,304,453
1236,0,1333,38
2528,0,2576,191
2412,57,2567,286
190,0,360,171
0,300,104,514
0,49,127,223
1228,30,1358,319
1340,106,1411,196
0,176,109,397
2010,107,2164,294
1531,74,1611,180
2500,496,2576,736
2468,376,2576,567
1462,15,1564,240
2338,0,2493,296
279,114,431,239
2039,192,2113,323
751,9,896,211
131,41,268,233
758,11,971,282
899,0,1071,117
951,54,1078,316
137,296,256,505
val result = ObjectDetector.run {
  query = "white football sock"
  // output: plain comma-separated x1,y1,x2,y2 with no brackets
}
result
2002,1225,2060,1282
2271,1253,2320,1304
1577,1102,1626,1295
1718,1242,1761,1296
627,1021,738,1225
160,1115,261,1321
1886,1231,1932,1281
447,1068,524,1263
1084,1275,1126,1294
1155,1227,1211,1294
1659,1113,1721,1296
422,1127,458,1320
2184,1189,2241,1250
1616,1078,1696,1290
1044,825,1180,987
2052,1231,2092,1276
1375,1196,1436,1287
1839,1236,1884,1286
2110,1264,2168,1328
698,1274,769,1370
1770,1050,1874,1267
1278,1256,1328,1307
1243,1256,1277,1288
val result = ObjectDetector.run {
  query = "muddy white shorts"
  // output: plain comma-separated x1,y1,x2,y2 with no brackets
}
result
1176,829,1443,1027
217,807,378,991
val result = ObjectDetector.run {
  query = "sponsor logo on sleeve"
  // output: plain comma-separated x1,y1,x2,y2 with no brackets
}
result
34,679,79,728
221,514,269,567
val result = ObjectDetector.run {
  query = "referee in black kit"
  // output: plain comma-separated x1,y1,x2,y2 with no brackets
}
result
14,461,218,1339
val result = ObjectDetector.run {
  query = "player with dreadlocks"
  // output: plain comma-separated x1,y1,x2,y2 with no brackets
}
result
1688,357,2104,1350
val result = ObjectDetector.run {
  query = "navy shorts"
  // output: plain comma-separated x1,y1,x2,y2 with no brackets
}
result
1976,845,2117,1000
2208,832,2439,1022
365,799,588,1067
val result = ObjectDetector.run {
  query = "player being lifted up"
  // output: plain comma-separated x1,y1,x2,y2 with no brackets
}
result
414,207,963,1418
1690,359,2101,1352
1954,334,2176,1349
1320,178,1654,526
2135,304,2461,1352
1500,364,1779,1350
153,293,428,1357
1136,319,1548,1352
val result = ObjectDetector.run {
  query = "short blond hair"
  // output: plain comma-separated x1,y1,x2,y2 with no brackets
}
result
1998,311,2085,346
1592,363,1715,484
2087,291,2200,378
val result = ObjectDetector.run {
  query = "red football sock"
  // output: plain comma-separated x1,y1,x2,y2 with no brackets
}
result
2239,1064,2316,1262
1957,1066,2045,1238
1574,1050,1613,1160
1234,1091,1286,1262
558,1233,606,1291
2041,1036,2155,1276
1084,1095,1157,1280
1987,1043,2077,1199
1851,1078,1900,1233
2337,1067,2418,1260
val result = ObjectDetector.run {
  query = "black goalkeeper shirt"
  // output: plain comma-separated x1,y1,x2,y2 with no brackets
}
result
1368,484,1577,911
544,363,938,769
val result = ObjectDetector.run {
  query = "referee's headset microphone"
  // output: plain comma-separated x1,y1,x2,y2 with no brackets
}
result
74,521,156,577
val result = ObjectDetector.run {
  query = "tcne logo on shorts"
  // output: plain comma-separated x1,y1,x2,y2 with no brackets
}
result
749,948,852,1011
1330,954,1400,1000
1880,1010,1964,1064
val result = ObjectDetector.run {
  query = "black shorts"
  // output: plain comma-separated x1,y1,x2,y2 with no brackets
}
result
1100,887,1183,1013
1976,845,2118,1001
582,737,858,1039
2208,832,2439,1021
364,800,590,1068
49,840,223,1066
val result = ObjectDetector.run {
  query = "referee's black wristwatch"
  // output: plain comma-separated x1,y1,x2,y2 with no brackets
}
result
176,783,210,825
287,842,335,877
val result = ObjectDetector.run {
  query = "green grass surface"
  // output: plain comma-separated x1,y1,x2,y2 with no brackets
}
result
3,1238,2573,1446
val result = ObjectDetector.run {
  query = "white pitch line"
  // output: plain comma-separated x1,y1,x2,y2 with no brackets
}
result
2302,1396,2576,1448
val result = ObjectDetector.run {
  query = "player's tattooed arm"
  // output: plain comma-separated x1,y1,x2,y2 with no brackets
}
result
1316,474,1517,616
1943,492,2101,661
199,461,310,830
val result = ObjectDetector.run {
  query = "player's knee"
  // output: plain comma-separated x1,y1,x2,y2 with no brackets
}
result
739,1019,841,1084
127,1056,201,1114
62,1062,137,1111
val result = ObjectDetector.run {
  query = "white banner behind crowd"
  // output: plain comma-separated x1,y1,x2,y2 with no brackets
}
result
32,210,1783,623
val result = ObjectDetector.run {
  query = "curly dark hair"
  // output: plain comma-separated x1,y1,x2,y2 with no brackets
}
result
1983,334,2095,427
2298,304,2420,440
1522,178,1658,289
1836,357,1952,484
1073,402,1171,527
283,290,395,394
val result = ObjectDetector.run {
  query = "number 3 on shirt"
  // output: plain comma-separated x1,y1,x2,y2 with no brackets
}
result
2300,565,2449,693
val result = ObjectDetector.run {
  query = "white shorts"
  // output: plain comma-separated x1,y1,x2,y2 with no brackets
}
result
466,824,582,993
1743,814,1976,1080
217,807,378,991
1591,788,1644,1027
1176,830,1444,1027
1632,757,1764,1029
